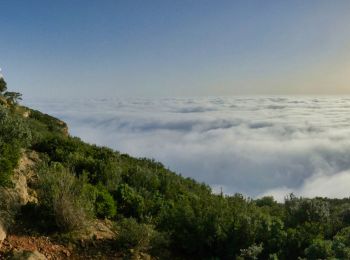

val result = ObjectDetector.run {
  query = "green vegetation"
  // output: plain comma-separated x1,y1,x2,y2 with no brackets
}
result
0,106,31,185
2,76,350,259
36,163,95,232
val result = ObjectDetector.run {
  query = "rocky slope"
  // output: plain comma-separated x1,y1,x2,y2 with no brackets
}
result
0,150,122,259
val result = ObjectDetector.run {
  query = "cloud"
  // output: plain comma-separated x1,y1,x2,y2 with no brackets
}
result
260,170,350,202
24,96,350,200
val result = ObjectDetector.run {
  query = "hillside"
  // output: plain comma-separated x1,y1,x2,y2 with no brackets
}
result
1,85,350,259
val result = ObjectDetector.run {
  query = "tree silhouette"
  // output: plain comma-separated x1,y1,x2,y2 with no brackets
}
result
0,78,7,94
0,76,23,106
4,91,22,105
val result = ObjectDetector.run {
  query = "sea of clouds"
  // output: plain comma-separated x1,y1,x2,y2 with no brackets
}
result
25,96,350,201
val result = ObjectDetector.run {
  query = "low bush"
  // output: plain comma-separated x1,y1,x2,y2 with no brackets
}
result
115,218,153,253
36,163,95,232
115,218,170,258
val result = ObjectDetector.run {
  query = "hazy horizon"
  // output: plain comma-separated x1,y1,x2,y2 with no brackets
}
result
2,0,350,98
25,96,350,201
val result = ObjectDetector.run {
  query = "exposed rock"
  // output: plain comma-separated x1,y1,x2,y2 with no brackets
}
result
12,151,40,205
139,253,152,260
1,234,71,259
10,249,47,260
22,111,30,118
0,222,6,247
0,151,40,249
91,220,116,240
0,96,8,107
74,219,116,243
57,120,69,136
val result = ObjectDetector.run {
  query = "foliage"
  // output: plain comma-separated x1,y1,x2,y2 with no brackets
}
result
0,77,23,107
36,163,95,232
304,239,334,259
239,243,263,260
4,91,22,105
115,218,153,253
94,184,117,219
113,184,144,220
0,106,31,186
0,78,7,93
285,194,330,226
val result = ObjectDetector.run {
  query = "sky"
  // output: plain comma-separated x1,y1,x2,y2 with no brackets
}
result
1,0,350,98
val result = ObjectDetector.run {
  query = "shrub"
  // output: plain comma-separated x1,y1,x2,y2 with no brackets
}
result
285,195,330,226
0,107,32,146
148,229,171,259
239,243,263,260
332,227,350,258
304,239,334,259
115,218,151,251
113,184,144,219
28,109,68,136
0,107,31,186
0,187,20,230
94,184,117,219
37,163,95,232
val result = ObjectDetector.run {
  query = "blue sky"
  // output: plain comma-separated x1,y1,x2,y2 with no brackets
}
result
1,0,350,98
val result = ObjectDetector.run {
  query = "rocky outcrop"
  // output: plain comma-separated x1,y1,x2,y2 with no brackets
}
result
0,151,40,248
0,223,6,247
57,119,69,136
22,110,30,118
12,151,39,205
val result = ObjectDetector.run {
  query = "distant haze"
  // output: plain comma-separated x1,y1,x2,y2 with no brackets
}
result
1,1,350,98
26,97,350,201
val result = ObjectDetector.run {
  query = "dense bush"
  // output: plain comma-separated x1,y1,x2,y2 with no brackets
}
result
0,107,31,186
26,109,68,143
113,184,145,220
94,184,117,219
115,218,154,253
115,218,169,257
36,163,95,232
304,239,334,259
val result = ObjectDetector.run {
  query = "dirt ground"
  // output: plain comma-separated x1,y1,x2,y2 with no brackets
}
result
0,233,123,259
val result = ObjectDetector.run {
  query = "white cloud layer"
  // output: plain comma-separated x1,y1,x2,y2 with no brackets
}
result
25,96,350,201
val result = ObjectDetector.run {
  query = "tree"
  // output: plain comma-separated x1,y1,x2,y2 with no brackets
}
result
304,239,334,259
0,77,23,107
0,78,7,93
4,91,22,106
239,243,263,259
284,195,330,226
